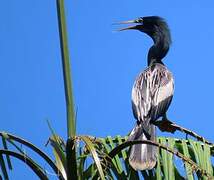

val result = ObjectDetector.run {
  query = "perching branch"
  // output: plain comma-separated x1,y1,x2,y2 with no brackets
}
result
107,139,213,179
152,119,213,146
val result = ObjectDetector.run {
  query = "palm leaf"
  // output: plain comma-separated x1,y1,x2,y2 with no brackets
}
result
1,134,12,170
0,149,48,180
0,131,65,180
0,153,9,180
79,136,106,180
83,136,214,179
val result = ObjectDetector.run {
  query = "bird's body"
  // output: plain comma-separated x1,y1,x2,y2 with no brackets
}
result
129,63,174,170
118,16,174,170
132,63,174,123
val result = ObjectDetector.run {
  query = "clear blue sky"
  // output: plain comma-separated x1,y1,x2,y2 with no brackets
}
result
0,0,213,179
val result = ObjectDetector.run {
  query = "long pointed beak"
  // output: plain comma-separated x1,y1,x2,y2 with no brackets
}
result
113,19,141,31
113,20,137,24
117,25,138,31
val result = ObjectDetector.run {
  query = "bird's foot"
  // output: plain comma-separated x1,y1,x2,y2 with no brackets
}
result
153,117,177,133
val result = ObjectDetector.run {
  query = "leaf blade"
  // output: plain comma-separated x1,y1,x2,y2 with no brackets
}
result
80,136,105,180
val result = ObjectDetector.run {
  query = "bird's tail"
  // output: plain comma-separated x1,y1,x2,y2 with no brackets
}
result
128,122,157,170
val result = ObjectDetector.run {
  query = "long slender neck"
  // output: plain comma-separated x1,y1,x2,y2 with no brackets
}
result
147,32,170,66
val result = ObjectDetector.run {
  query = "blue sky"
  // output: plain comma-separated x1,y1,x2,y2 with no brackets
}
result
0,0,214,179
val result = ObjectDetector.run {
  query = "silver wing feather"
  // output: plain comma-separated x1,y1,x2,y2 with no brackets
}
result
128,63,174,170
132,63,174,123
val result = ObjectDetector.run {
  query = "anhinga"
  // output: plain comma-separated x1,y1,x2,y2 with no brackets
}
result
118,16,174,170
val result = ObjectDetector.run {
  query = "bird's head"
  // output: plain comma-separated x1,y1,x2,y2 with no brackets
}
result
117,16,171,45
117,16,171,64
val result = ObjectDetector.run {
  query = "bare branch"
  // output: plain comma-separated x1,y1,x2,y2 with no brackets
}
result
152,120,213,146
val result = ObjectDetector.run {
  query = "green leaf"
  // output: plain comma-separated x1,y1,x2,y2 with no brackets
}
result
160,138,169,180
116,135,130,176
80,136,105,180
0,150,48,180
167,138,175,180
83,164,97,179
106,136,124,174
203,143,213,176
181,139,194,180
48,136,66,176
1,133,12,170
0,154,9,180
56,0,75,138
77,147,86,178
99,138,122,179
53,148,67,179
189,139,205,179
115,135,127,160
0,132,64,179
106,137,211,179
155,146,162,180
47,120,67,178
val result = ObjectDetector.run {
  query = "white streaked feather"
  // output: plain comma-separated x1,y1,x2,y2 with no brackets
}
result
129,63,174,171
131,63,174,122
154,80,174,106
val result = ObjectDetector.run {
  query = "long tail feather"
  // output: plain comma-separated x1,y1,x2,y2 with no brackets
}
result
128,123,157,170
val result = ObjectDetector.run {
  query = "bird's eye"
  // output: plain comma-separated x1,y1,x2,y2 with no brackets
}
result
136,17,143,23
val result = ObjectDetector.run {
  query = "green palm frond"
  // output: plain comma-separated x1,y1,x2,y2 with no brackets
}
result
1,0,214,179
72,136,213,179
0,131,65,180
1,133,213,179
47,134,214,179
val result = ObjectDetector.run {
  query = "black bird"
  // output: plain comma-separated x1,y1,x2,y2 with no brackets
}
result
118,16,174,170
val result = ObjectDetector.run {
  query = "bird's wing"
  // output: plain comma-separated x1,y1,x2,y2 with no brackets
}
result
150,64,174,120
131,67,152,122
132,64,174,123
